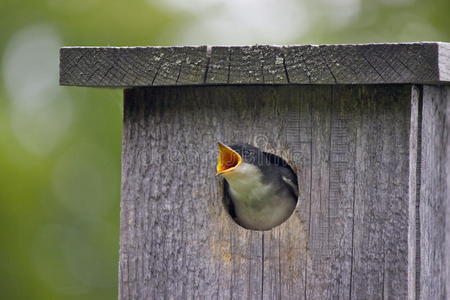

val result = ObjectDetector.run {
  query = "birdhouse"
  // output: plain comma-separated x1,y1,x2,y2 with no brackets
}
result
60,43,450,299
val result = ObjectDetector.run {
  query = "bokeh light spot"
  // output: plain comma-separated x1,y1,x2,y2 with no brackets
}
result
2,24,73,156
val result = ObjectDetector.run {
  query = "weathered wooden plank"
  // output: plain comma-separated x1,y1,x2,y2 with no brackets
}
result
439,43,450,82
305,86,333,299
206,46,230,84
283,46,337,84
60,46,207,87
261,86,312,300
227,46,264,84
283,43,444,85
351,86,411,299
327,86,359,299
419,85,450,300
207,46,288,84
408,85,421,300
301,86,358,300
60,43,450,87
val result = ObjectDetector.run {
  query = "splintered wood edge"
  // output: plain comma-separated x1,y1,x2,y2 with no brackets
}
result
59,42,450,87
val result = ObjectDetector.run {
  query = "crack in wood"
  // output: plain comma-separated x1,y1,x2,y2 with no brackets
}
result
282,56,291,84
415,86,423,299
203,46,212,84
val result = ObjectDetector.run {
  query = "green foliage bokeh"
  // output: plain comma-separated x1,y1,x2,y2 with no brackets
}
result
0,0,448,299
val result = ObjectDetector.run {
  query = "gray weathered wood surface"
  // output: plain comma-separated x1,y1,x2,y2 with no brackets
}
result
420,85,450,300
408,86,421,300
60,42,450,87
120,85,415,299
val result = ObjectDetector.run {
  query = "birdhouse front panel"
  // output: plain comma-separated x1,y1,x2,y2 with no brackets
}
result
119,84,414,299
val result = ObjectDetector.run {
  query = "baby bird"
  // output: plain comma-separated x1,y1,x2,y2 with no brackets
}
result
216,142,298,231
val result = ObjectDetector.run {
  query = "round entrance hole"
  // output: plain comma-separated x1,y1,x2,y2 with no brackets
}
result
217,143,299,231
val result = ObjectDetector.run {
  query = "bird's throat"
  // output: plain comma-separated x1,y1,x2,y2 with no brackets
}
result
224,163,267,204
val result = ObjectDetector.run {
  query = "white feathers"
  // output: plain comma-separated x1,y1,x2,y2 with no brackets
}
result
223,163,268,202
222,162,296,230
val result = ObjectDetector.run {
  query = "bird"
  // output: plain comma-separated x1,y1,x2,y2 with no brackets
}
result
216,142,298,231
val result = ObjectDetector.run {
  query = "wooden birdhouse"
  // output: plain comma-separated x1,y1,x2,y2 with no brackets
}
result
60,43,450,299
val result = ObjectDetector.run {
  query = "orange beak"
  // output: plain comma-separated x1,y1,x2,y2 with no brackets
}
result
216,142,242,175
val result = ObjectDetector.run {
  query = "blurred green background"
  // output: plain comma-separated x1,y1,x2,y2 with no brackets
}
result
0,0,449,299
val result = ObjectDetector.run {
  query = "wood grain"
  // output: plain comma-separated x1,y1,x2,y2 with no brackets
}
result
419,85,450,300
350,86,412,299
60,46,208,87
408,85,421,300
439,43,450,82
60,43,450,87
207,46,288,85
120,85,415,299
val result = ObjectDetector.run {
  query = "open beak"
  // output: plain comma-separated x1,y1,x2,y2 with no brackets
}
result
216,142,242,175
